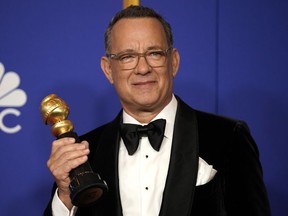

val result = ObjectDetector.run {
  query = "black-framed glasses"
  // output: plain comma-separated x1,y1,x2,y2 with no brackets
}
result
106,47,172,70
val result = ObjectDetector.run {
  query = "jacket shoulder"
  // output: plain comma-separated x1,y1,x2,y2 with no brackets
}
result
194,109,259,170
79,111,122,151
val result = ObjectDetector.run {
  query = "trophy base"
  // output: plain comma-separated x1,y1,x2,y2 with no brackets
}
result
69,171,108,206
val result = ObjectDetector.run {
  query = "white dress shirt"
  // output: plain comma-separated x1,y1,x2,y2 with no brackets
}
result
118,95,178,216
51,95,217,216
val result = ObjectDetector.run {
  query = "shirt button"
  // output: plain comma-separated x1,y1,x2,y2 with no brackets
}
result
145,155,149,158
145,187,149,190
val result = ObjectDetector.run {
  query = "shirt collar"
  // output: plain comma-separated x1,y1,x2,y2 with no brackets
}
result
122,94,178,140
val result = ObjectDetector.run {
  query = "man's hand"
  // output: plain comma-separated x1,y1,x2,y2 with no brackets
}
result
47,137,90,209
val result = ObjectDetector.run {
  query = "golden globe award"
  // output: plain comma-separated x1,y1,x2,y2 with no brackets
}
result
40,94,108,206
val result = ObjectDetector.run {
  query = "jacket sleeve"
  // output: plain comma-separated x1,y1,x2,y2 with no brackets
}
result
43,183,57,216
224,121,271,216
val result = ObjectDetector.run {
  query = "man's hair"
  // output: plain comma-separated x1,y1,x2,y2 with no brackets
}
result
104,5,174,53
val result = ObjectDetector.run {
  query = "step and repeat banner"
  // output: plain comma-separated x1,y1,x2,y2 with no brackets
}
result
1,0,287,215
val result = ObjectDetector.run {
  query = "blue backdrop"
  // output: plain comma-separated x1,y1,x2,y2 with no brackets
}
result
0,0,287,215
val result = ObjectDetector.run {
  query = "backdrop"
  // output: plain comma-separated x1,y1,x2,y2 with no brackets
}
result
0,0,287,215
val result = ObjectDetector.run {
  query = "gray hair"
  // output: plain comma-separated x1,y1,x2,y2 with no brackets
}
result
104,5,174,53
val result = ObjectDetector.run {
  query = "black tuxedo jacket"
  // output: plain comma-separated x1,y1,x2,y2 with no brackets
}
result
44,97,271,216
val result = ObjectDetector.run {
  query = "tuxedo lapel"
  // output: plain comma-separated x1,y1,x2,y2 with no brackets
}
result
87,99,199,216
87,112,123,216
159,97,199,216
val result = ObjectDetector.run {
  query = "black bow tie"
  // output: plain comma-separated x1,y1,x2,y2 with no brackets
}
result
120,119,166,155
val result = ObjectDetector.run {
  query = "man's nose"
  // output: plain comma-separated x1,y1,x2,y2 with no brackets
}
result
135,55,151,73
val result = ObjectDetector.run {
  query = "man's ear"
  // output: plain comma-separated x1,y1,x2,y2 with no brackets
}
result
101,56,114,84
171,48,180,78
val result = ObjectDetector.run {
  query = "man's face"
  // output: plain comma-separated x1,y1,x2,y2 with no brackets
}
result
101,18,180,118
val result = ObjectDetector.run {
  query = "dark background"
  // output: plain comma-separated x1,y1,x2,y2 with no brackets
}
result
0,0,287,215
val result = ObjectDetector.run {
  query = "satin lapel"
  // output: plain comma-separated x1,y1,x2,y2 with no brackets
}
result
90,112,123,216
159,98,199,216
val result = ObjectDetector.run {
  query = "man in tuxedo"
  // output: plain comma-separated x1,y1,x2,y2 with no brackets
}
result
44,5,271,216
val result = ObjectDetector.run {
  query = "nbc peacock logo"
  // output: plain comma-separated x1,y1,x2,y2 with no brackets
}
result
0,62,27,134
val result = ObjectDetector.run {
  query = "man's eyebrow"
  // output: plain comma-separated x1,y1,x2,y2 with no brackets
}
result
114,46,164,54
146,46,164,50
115,49,137,54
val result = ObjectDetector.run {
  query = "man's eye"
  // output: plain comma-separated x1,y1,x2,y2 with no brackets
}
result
148,51,165,58
118,54,136,62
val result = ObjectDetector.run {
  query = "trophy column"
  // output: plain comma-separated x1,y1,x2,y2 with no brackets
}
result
40,94,108,206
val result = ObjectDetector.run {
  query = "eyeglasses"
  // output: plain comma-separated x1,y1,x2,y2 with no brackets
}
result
106,47,172,70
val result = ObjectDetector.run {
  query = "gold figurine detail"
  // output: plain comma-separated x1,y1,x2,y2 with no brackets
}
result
40,94,73,137
40,94,108,206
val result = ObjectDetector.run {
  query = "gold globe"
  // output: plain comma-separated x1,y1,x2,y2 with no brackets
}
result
40,94,74,137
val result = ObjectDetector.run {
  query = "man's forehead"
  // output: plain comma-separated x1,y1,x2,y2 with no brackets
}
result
109,18,167,50
111,17,163,31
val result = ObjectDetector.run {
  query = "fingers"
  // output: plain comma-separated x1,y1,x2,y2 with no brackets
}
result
47,138,90,190
50,139,88,164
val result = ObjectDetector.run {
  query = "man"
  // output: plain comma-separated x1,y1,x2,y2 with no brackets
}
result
44,5,271,216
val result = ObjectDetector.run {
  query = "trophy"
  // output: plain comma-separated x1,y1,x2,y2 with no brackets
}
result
40,94,108,206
